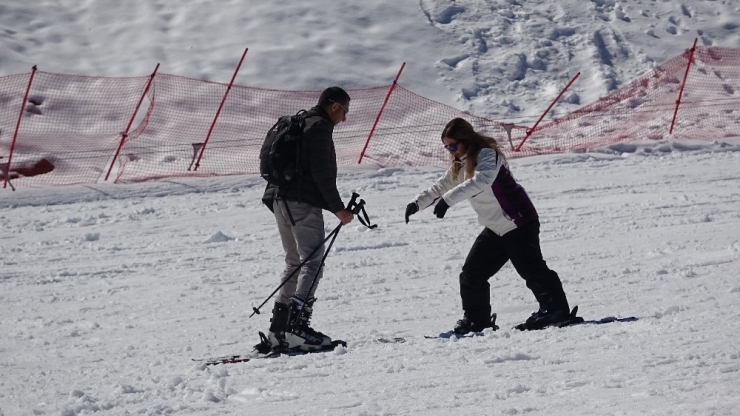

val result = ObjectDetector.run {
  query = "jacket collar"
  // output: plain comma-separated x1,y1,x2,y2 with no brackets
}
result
309,105,333,123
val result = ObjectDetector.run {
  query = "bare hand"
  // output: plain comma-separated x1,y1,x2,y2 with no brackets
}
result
335,209,354,225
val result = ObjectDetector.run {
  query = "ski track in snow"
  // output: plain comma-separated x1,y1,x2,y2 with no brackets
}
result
2,141,740,415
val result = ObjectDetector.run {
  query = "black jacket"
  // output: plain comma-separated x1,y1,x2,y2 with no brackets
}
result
262,106,344,213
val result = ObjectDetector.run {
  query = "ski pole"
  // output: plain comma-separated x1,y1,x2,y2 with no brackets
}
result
249,224,342,317
292,196,369,325
249,193,360,317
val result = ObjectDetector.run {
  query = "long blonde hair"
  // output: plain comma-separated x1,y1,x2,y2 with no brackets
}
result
441,118,505,180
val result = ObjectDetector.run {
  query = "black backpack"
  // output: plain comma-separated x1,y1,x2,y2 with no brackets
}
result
259,110,309,186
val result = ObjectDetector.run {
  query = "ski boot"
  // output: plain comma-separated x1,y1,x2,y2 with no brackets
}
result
453,311,499,335
284,296,333,351
253,302,290,354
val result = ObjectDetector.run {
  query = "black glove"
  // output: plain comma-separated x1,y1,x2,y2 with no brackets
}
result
433,199,449,218
405,202,419,224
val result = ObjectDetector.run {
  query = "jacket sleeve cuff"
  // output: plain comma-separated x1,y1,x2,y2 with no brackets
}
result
330,200,346,213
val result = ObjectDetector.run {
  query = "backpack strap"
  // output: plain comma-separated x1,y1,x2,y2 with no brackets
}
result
294,109,310,205
283,199,296,226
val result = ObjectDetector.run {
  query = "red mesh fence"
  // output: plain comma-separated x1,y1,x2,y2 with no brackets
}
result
116,81,520,183
1,46,739,190
0,71,151,188
116,77,397,182
518,53,689,155
669,47,740,140
0,73,29,187
520,47,740,155
359,85,524,166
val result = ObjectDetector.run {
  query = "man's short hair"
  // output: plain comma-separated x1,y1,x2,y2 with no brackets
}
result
318,86,350,107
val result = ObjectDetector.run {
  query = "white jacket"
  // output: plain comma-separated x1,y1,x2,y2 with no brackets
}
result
413,147,539,236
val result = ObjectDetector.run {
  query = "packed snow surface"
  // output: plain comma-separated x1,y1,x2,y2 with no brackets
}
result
2,0,740,414
2,141,740,415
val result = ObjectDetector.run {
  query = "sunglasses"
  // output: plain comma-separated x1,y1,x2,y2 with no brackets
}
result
329,99,349,116
444,143,458,152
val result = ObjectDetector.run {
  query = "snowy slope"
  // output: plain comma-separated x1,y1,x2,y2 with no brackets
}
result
2,142,740,415
2,0,740,414
2,0,739,123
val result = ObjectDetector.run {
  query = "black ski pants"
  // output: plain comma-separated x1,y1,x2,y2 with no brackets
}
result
459,222,568,318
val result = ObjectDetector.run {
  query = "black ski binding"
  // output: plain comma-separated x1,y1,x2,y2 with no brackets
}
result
426,313,499,339
515,306,585,331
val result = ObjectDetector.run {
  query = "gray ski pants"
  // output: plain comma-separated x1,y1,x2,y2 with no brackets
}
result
273,199,325,304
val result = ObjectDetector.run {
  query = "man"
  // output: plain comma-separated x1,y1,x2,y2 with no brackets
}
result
262,86,354,351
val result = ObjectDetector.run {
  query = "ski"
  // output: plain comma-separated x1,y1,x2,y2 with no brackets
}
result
192,354,262,365
424,331,488,340
377,336,407,344
382,331,491,341
577,316,638,325
194,339,347,366
425,312,500,339
420,308,637,337
514,306,638,331
514,315,638,330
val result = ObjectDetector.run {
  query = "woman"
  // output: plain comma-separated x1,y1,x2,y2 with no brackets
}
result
405,118,574,333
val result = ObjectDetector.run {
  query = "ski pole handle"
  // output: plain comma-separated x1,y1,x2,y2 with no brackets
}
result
351,199,366,215
346,192,360,211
